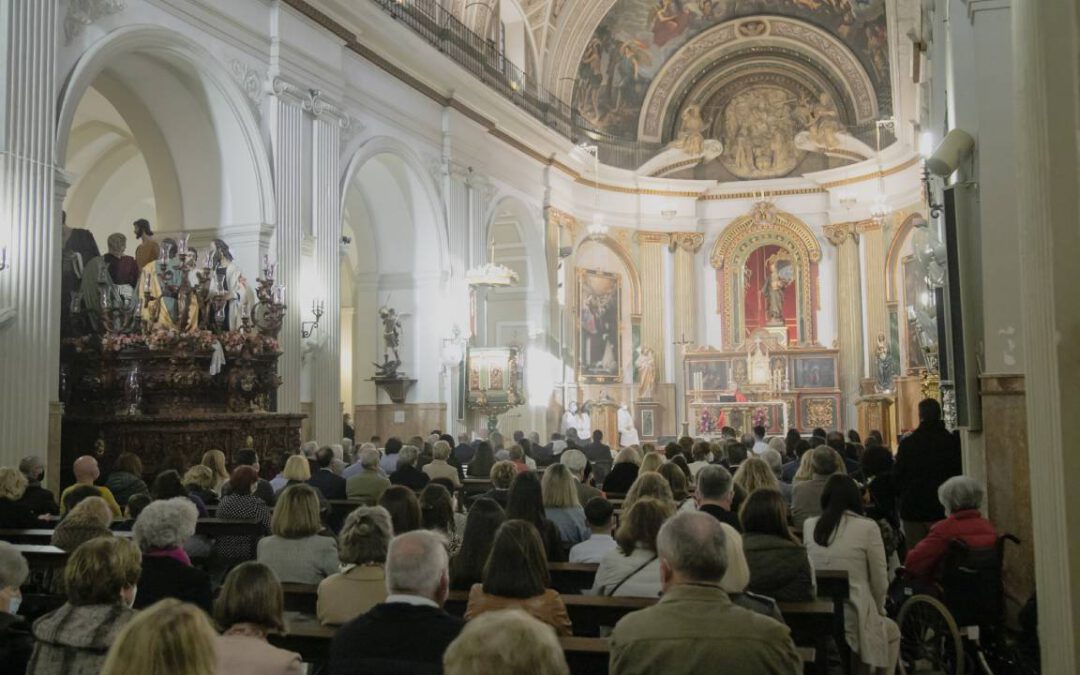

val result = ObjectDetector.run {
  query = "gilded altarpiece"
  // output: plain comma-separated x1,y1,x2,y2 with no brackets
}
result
710,202,822,349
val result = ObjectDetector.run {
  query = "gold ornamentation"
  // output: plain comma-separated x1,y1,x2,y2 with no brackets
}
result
669,232,705,253
805,398,835,428
824,221,859,246
634,231,671,245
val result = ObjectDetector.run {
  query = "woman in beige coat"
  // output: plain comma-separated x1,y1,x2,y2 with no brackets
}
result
317,506,392,625
804,475,899,675
214,562,302,675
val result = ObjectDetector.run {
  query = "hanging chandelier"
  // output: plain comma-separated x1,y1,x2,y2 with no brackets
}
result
466,240,519,288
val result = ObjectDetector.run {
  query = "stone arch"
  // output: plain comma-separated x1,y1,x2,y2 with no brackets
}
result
574,234,642,316
56,25,276,236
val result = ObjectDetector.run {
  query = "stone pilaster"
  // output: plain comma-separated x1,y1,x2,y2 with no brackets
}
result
634,231,669,380
309,94,347,445
1013,0,1080,668
268,78,306,415
857,219,888,359
670,232,704,345
0,1,61,465
825,221,864,429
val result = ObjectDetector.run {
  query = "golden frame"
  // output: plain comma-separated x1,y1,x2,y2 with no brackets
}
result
710,203,822,350
577,268,623,383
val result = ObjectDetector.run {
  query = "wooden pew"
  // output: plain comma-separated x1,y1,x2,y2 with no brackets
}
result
548,562,599,594
10,544,68,570
271,611,612,674
281,582,319,615
0,528,133,544
2,520,265,560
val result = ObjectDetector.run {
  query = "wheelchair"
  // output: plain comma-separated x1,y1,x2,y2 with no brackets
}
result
891,533,1037,675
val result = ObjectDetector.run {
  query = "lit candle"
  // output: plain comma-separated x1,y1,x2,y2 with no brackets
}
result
178,235,189,256
274,285,286,305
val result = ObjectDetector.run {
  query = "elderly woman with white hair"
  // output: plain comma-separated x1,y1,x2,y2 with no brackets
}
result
903,476,996,582
132,497,212,612
0,541,32,673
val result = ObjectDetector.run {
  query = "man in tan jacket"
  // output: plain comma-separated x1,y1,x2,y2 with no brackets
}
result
609,511,802,675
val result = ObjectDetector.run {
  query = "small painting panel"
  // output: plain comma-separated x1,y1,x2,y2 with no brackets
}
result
640,409,655,439
792,356,836,389
687,359,730,391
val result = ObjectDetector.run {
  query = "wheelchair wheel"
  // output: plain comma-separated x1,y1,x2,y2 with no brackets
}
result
897,594,965,674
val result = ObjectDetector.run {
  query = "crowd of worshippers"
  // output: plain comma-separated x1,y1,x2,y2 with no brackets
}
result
0,397,989,674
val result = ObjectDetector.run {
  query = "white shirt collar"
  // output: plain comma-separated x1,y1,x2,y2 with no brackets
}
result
385,593,439,608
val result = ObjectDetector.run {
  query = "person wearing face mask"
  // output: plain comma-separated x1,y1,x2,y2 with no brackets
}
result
0,542,32,673
27,537,141,675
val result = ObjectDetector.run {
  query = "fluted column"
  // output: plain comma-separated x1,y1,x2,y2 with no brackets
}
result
858,219,887,371
825,221,864,429
310,96,347,445
269,79,306,414
635,231,668,379
0,0,60,466
670,233,704,344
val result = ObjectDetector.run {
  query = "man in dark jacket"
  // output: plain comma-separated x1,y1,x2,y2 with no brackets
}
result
308,446,347,500
328,531,464,674
17,456,58,517
893,398,962,549
696,465,741,532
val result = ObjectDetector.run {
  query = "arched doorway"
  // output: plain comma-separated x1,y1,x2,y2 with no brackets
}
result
340,140,452,437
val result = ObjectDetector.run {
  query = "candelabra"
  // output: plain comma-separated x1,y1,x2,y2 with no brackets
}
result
301,300,325,339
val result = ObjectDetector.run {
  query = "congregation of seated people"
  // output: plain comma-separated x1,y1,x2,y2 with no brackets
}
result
0,397,994,675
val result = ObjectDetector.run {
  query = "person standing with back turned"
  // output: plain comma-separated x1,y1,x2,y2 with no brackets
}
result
893,399,962,549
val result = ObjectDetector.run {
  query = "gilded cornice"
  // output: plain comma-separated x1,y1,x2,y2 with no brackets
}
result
669,232,705,253
824,221,860,246
634,231,671,245
854,219,881,234
547,207,579,237
710,202,822,269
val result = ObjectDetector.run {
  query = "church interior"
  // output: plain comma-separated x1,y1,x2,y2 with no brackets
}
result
0,0,1077,672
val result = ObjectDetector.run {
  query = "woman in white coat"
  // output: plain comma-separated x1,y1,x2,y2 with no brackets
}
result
804,475,899,675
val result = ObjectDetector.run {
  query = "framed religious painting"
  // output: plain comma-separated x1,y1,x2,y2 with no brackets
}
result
686,358,730,392
792,356,837,389
577,269,622,383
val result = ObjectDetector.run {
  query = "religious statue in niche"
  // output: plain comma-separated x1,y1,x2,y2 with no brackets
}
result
578,269,622,382
373,306,403,379
763,252,795,325
635,346,657,400
874,332,894,393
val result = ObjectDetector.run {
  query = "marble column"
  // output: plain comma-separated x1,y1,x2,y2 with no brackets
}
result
0,0,61,466
268,78,306,415
309,95,348,446
1013,0,1080,668
634,231,669,379
670,233,704,345
825,221,864,429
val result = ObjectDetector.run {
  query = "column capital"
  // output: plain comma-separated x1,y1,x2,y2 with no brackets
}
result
854,218,882,234
824,221,860,246
634,231,671,245
268,77,308,106
669,232,704,253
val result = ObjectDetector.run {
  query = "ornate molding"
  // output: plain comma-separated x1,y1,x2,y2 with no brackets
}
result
854,218,882,234
231,59,268,108
634,231,671,245
65,0,125,44
268,79,353,130
710,202,822,269
269,77,309,106
669,232,705,253
547,207,579,239
824,221,860,246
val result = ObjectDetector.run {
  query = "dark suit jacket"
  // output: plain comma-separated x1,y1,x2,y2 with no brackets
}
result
390,465,430,492
583,442,612,464
700,503,742,532
894,420,962,521
602,462,639,494
0,498,40,529
20,484,59,517
451,444,475,464
134,555,213,613
308,469,347,500
328,602,465,675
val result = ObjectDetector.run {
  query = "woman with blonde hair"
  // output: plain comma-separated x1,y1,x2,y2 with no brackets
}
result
733,456,781,495
50,495,114,552
445,609,569,675
271,455,328,512
100,599,217,675
0,467,39,529
541,463,589,546
182,465,218,507
638,452,665,475
257,484,338,584
623,472,675,512
317,506,392,625
214,562,303,675
201,449,229,494
793,446,817,483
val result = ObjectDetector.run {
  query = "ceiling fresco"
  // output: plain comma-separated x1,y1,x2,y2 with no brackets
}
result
572,0,890,140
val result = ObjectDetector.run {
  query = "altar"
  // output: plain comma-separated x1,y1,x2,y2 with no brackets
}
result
683,331,842,434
